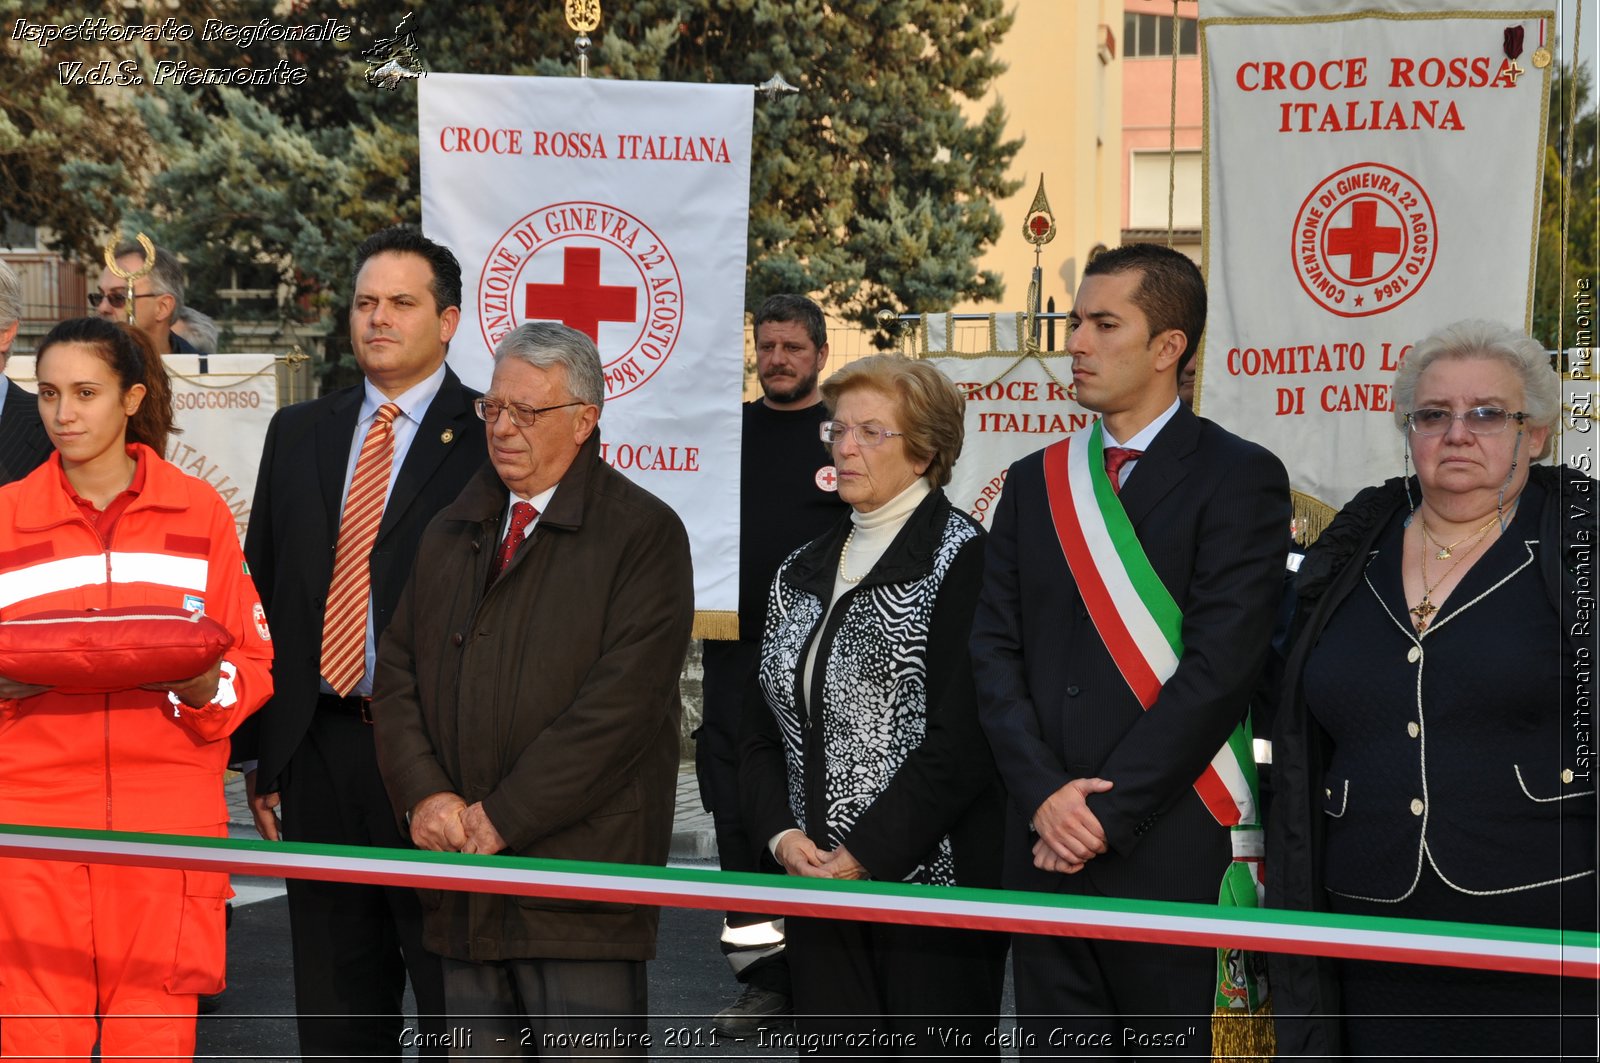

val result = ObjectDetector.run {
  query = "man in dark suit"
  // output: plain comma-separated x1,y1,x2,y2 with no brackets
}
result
233,226,487,1059
970,244,1289,1051
0,259,51,484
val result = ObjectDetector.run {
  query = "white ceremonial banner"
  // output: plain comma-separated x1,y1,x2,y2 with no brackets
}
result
418,74,754,626
1199,0,1551,514
7,354,276,544
931,354,1093,527
912,316,1093,525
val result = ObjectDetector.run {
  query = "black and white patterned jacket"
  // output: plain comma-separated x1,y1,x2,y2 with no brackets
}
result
741,488,1006,889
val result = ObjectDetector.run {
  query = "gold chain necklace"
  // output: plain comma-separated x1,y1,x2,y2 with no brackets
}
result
1409,513,1497,630
838,526,866,584
1419,512,1499,560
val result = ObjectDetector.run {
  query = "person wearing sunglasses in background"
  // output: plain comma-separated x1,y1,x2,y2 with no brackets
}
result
1268,319,1597,1060
93,239,205,356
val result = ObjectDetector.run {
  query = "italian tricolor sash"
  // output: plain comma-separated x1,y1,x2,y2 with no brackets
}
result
1042,422,1272,1053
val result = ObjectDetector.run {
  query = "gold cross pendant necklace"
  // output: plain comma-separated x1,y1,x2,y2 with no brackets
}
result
1410,511,1497,631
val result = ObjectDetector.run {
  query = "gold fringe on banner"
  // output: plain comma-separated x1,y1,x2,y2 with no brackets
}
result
693,610,740,640
1211,1003,1274,1063
1291,490,1338,547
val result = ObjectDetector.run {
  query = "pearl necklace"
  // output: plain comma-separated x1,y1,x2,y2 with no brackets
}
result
838,526,865,583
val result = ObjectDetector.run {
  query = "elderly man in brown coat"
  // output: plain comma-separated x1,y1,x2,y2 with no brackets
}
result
374,321,694,1056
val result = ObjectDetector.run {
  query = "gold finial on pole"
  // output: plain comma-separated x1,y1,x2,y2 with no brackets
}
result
1021,176,1056,348
566,0,601,77
1021,176,1057,248
102,233,156,327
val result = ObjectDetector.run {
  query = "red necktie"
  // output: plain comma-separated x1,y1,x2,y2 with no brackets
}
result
1103,446,1144,495
490,501,538,584
321,402,401,695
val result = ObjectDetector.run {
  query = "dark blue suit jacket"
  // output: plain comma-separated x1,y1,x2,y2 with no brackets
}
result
0,375,51,486
970,403,1290,902
231,366,488,791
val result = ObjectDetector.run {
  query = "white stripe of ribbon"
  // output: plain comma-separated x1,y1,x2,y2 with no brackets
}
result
1,829,1592,976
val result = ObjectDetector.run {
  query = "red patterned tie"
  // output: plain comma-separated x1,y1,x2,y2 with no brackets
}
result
1103,446,1144,496
490,501,538,584
320,402,401,695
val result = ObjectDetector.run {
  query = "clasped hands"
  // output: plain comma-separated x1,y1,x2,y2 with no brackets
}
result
1031,777,1114,874
774,832,867,881
409,791,507,856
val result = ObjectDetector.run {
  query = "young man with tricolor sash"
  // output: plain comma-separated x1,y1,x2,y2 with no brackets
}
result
970,244,1290,1055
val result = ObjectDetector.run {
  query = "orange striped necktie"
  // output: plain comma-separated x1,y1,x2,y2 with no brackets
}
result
320,402,401,696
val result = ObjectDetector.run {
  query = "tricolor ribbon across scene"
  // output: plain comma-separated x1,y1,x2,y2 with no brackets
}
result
0,825,1594,980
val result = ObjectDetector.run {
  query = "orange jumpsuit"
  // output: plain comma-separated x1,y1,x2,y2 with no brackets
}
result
0,445,273,1062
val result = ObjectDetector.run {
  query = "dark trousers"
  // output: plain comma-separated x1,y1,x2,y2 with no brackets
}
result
1012,929,1215,1059
785,915,1008,1057
1330,869,1598,1060
440,955,648,1060
280,706,448,1060
697,640,788,994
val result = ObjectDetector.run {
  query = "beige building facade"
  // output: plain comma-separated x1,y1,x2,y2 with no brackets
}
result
950,1,1130,324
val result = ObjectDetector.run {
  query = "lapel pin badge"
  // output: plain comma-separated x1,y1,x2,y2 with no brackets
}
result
440,429,455,444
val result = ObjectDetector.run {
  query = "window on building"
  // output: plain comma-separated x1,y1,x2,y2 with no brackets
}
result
1129,150,1202,230
0,216,39,250
1123,11,1197,58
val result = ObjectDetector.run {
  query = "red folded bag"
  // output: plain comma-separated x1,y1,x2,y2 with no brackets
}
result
0,605,234,695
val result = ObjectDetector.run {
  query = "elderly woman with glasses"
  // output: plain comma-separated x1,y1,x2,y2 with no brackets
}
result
1267,320,1597,1059
740,354,1007,1055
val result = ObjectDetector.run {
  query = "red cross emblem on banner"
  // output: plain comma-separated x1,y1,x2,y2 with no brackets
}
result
1291,164,1435,319
478,201,685,399
524,246,638,341
1325,200,1403,282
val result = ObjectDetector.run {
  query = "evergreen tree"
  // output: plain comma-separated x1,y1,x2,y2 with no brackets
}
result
0,0,159,256
37,0,1020,364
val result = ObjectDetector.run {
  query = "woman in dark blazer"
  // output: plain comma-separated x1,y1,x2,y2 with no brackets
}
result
740,355,1007,1056
1269,320,1597,1060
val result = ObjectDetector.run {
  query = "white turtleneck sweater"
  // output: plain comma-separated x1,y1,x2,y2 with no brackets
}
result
800,476,932,710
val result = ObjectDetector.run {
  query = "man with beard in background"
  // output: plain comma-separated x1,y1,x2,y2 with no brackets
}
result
696,294,849,1037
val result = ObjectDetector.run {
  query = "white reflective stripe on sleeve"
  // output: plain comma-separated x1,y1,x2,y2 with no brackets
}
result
0,554,108,610
109,552,208,592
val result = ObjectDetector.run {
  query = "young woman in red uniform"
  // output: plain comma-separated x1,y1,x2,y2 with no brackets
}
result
0,317,273,1061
